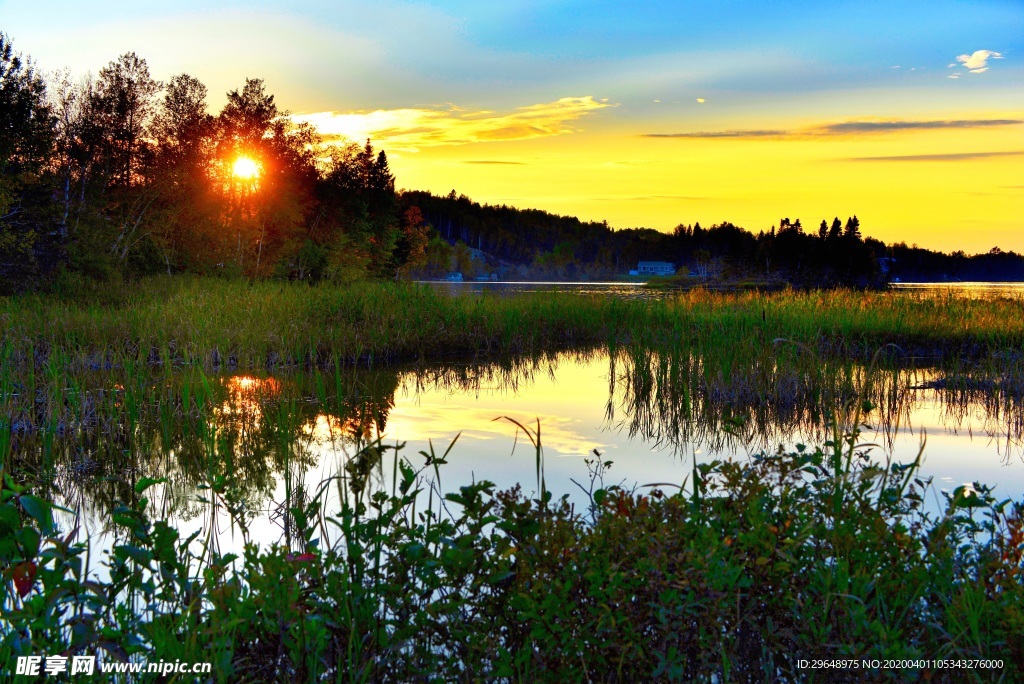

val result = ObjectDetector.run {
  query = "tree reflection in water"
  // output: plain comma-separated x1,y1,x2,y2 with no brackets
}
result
5,347,1023,537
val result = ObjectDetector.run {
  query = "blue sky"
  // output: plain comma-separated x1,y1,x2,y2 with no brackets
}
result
5,0,1021,108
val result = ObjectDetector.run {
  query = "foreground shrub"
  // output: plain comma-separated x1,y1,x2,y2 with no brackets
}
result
2,432,1022,682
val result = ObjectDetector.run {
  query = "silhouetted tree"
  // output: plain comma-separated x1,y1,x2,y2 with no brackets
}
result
828,217,843,241
147,74,216,272
219,78,277,147
844,215,860,239
0,33,55,290
214,78,320,276
92,52,161,188
153,74,213,168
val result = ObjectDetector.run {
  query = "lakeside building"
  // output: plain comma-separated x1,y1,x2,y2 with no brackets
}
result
634,261,676,276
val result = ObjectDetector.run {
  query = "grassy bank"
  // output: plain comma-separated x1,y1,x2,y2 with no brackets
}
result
1,276,1023,372
2,426,1021,682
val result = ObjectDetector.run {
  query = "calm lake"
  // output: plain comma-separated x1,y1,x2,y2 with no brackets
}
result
19,282,1024,552
425,279,1024,299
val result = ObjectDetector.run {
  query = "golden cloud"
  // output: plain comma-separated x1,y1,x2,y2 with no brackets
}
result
290,96,611,152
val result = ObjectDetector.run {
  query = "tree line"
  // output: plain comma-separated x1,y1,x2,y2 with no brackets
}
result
401,194,1023,286
413,189,885,285
2,33,1019,293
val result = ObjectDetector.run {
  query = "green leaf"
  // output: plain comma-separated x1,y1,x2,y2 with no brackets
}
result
489,570,515,585
19,495,53,533
115,544,154,566
16,526,41,558
0,503,20,535
134,477,167,495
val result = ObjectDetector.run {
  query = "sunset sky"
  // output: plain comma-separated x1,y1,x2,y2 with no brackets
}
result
3,0,1022,252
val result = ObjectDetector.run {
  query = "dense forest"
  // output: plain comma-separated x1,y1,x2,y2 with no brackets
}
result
401,191,1024,285
406,191,883,285
2,33,1021,293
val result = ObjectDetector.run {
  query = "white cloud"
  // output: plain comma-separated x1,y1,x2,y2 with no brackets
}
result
291,97,612,152
955,50,1003,73
948,74,960,79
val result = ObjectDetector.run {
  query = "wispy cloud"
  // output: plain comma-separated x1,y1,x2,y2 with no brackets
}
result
955,50,1003,73
643,118,1022,140
642,129,785,139
592,194,713,201
461,160,527,165
842,150,1024,162
819,119,1022,133
291,97,611,152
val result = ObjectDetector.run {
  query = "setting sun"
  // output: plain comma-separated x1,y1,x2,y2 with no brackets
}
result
232,156,260,180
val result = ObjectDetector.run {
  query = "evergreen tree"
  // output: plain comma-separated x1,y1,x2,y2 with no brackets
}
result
828,217,843,240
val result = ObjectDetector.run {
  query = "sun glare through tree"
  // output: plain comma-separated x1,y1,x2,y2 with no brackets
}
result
232,155,260,181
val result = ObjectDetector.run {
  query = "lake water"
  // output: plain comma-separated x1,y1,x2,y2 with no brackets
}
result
890,282,1024,298
421,280,665,300
33,349,1024,558
425,280,1024,299
19,281,1024,554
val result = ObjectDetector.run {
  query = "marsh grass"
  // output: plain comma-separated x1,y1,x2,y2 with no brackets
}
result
3,277,1023,468
2,276,1024,373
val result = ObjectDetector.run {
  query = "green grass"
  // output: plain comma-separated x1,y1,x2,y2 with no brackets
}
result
2,276,1023,372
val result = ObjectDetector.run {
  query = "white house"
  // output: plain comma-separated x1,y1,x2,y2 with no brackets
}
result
636,261,676,276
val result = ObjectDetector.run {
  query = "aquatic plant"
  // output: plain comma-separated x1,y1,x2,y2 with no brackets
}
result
2,415,1021,682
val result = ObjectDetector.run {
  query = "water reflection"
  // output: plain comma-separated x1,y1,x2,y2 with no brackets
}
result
429,280,1024,302
421,281,668,301
606,347,919,454
7,347,1024,545
891,282,1024,299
